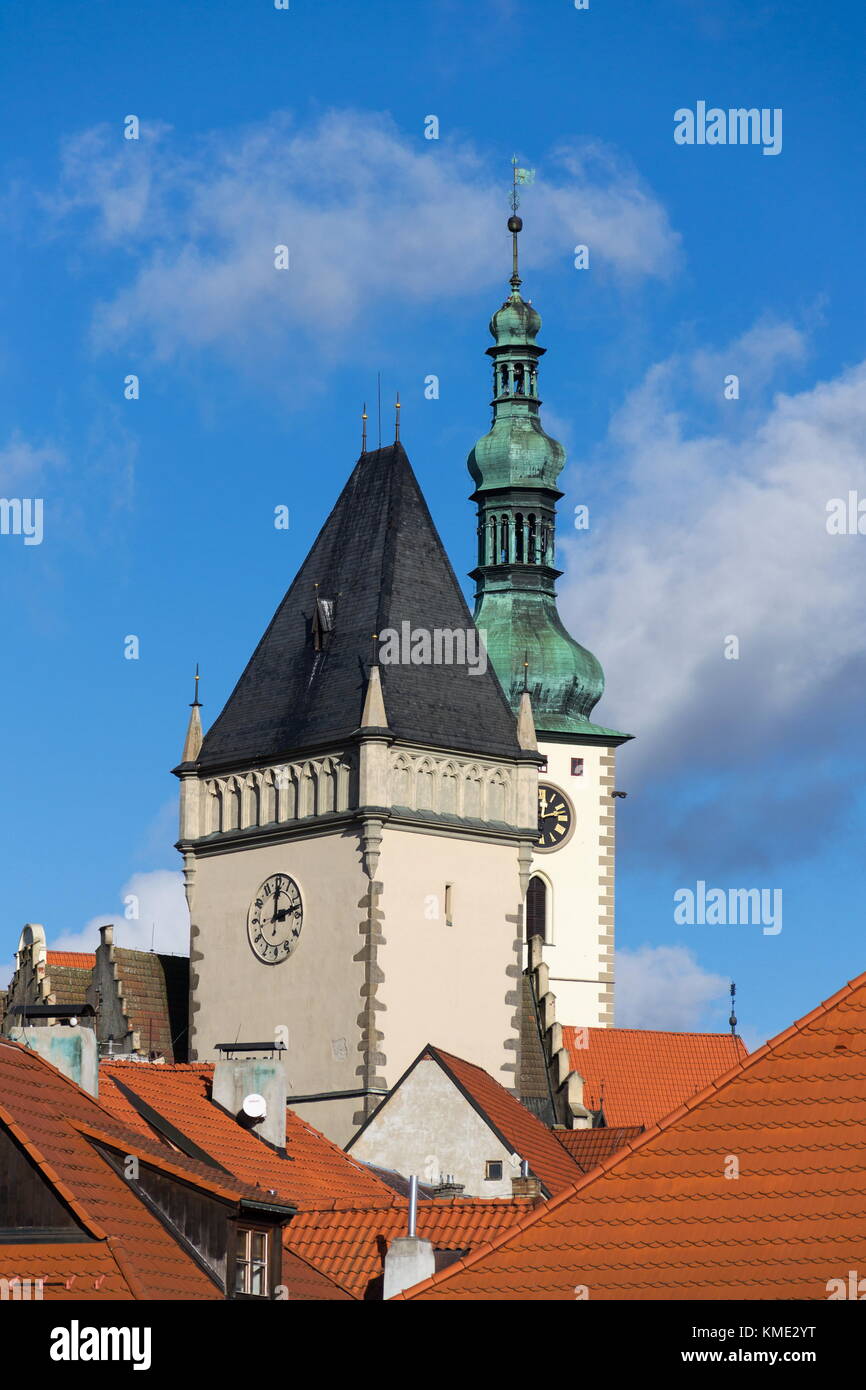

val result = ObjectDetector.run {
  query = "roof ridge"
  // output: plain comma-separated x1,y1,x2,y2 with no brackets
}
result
69,1115,293,1208
105,1236,149,1300
572,1025,748,1041
397,965,866,1299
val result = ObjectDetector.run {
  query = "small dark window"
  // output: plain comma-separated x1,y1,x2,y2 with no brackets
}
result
571,758,584,777
485,1161,503,1181
527,876,547,943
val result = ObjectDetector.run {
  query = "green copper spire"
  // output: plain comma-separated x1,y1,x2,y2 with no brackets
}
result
468,172,627,741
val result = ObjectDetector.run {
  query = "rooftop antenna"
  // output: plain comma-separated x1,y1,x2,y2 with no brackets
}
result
729,981,738,1037
377,372,382,448
394,391,401,443
361,402,368,453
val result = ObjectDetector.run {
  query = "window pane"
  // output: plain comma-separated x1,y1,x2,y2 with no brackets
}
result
251,1231,267,1262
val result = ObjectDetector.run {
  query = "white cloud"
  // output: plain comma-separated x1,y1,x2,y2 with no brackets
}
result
616,944,730,1029
0,432,63,489
53,869,188,956
558,327,866,777
43,112,679,366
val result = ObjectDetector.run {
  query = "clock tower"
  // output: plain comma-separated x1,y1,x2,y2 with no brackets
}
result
176,439,540,1144
468,204,632,1028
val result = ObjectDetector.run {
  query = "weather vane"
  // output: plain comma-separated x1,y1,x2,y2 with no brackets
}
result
510,154,535,213
508,157,535,290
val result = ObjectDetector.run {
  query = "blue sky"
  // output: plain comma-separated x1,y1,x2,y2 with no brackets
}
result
1,0,864,1050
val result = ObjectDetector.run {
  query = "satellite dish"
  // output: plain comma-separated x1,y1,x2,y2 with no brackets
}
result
242,1093,267,1122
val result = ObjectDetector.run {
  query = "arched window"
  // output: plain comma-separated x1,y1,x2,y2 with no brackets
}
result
499,515,510,564
515,513,524,562
489,517,497,564
513,363,524,395
527,876,548,943
528,514,537,563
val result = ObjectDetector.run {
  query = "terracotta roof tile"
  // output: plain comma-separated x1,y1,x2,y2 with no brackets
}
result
280,1248,355,1300
563,1026,747,1127
0,1040,287,1300
46,953,96,970
99,1061,393,1209
286,1198,535,1299
403,969,866,1300
0,1244,134,1301
553,1125,644,1171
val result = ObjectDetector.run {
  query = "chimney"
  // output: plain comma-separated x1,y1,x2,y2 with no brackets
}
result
11,1025,99,1097
212,1056,287,1150
383,1176,435,1299
511,1158,542,1200
428,1175,465,1199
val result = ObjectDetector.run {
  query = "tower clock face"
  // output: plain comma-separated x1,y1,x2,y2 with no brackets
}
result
247,874,304,964
536,783,574,851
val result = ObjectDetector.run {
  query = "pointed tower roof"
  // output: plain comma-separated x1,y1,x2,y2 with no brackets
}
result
197,444,524,770
180,667,203,763
468,191,630,744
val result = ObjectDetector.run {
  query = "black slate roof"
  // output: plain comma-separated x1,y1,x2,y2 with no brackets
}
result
197,444,523,769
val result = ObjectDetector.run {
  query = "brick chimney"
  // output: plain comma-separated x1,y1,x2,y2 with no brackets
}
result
512,1161,542,1200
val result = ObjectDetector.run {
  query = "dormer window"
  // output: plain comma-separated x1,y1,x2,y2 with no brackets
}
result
311,595,336,652
234,1226,270,1297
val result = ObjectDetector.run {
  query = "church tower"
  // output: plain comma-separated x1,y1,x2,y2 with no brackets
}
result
176,439,540,1144
468,195,632,1027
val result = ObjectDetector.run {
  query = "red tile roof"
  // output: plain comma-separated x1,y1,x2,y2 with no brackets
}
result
415,1046,585,1196
286,1198,536,1299
0,1244,134,1300
45,952,96,969
402,969,866,1300
563,1025,747,1127
99,1060,535,1297
99,1061,393,1209
280,1248,355,1300
0,1040,290,1300
553,1125,644,1172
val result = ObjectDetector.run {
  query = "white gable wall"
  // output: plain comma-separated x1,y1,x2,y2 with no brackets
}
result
349,1057,518,1199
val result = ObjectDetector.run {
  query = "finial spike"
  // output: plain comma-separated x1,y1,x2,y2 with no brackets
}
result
508,156,534,292
361,402,368,453
182,666,203,761
395,391,401,443
729,981,738,1036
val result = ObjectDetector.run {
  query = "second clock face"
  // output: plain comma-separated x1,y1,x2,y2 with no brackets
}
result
536,783,573,851
248,873,303,964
